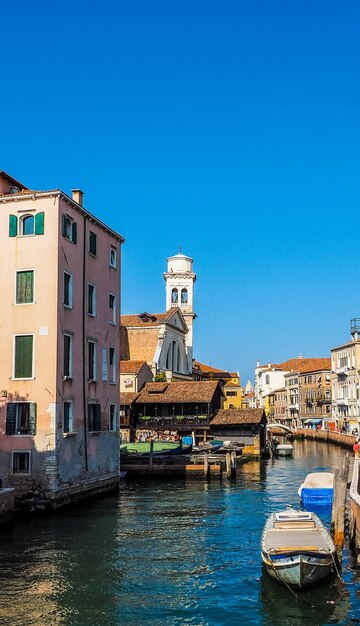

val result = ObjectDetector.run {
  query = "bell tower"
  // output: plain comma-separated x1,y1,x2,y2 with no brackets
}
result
164,251,196,374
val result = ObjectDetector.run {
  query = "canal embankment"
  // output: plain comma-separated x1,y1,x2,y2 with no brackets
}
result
296,428,356,449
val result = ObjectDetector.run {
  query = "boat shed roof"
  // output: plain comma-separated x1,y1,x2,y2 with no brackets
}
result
211,408,266,426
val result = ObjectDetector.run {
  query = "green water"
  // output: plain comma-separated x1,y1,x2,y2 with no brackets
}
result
1,440,359,626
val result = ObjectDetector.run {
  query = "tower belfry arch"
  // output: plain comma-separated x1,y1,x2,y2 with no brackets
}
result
164,252,196,374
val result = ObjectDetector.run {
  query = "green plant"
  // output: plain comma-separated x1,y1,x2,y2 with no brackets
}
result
154,372,167,382
140,415,151,421
176,415,184,421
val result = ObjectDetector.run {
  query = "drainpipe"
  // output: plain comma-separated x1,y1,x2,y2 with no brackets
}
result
82,214,88,471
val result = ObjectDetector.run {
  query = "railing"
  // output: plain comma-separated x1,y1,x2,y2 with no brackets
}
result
335,366,348,375
136,415,210,429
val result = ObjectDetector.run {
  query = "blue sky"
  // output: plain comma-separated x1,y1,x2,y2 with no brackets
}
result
2,0,360,383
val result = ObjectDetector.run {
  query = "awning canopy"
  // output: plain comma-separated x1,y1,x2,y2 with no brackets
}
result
303,418,322,425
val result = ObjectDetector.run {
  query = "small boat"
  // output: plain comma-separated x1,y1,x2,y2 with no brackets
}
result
298,472,334,508
261,509,336,589
120,441,191,456
276,443,293,457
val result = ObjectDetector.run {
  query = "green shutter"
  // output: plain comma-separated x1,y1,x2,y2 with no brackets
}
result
16,271,34,303
72,222,77,243
29,403,37,435
89,231,97,255
15,335,33,378
35,212,45,235
6,404,16,435
9,215,18,237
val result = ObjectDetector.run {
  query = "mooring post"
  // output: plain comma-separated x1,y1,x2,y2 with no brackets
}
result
203,453,209,480
231,450,237,478
226,452,231,479
148,440,154,475
331,453,350,555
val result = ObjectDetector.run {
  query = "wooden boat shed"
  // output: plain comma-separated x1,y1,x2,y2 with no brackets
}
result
210,408,267,456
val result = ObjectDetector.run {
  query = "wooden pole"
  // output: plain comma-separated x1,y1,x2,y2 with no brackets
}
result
203,453,209,480
226,452,231,479
231,450,237,478
331,453,350,554
148,440,154,475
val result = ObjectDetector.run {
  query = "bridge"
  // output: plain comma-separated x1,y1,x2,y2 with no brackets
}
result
266,423,296,434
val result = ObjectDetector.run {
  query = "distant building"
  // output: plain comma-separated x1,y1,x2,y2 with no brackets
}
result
120,251,196,380
120,380,224,443
119,360,153,442
331,319,360,435
210,408,267,456
0,170,124,505
273,388,287,423
284,359,331,427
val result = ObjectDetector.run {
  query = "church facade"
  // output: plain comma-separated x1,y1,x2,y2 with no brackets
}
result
120,252,196,381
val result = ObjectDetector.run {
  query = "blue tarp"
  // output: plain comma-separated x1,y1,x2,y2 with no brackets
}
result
301,488,333,508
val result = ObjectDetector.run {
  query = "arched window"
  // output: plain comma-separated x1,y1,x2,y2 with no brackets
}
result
166,340,181,372
265,374,270,385
171,288,178,304
21,214,35,236
181,288,188,304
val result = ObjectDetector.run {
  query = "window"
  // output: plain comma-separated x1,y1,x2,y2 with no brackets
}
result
64,272,73,308
88,403,101,431
88,340,97,381
63,334,73,378
63,401,73,433
226,391,236,397
12,451,31,474
21,214,35,236
181,288,188,304
16,270,34,304
101,348,108,381
265,375,270,385
9,213,45,237
62,214,77,243
171,288,178,304
6,402,36,435
109,294,116,324
89,231,97,255
109,247,117,268
109,347,116,383
14,335,33,379
88,284,96,316
109,404,116,431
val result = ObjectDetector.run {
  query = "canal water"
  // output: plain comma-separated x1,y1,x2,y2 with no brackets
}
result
1,440,360,626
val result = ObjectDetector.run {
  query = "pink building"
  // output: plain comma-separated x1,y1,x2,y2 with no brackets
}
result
0,170,124,507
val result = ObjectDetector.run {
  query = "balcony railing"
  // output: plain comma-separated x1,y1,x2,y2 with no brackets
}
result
135,415,210,429
335,366,349,375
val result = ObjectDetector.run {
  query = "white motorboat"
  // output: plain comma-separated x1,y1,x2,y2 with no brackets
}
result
276,443,293,457
261,509,336,589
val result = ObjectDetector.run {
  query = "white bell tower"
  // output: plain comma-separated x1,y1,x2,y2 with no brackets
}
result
164,251,196,373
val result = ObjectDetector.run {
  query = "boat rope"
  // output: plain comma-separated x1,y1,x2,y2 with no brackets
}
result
330,551,344,583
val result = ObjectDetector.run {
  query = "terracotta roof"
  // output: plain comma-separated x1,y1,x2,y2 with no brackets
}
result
120,360,148,375
0,170,28,191
135,381,221,404
120,392,140,405
211,408,265,426
121,310,178,327
224,379,240,387
193,361,227,374
258,357,331,373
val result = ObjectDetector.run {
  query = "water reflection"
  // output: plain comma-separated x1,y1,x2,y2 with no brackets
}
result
0,440,357,626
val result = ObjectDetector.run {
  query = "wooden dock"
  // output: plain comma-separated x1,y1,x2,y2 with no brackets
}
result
121,450,252,479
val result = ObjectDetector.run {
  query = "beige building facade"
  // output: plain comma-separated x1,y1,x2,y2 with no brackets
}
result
331,319,360,434
0,171,124,505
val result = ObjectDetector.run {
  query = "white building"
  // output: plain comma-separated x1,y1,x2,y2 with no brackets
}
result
331,319,360,434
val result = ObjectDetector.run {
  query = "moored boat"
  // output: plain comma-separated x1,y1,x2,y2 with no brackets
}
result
298,472,334,508
120,441,191,456
261,509,336,589
276,443,293,457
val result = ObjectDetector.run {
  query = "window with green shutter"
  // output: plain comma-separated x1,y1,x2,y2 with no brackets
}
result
14,335,33,379
16,270,34,304
6,402,36,435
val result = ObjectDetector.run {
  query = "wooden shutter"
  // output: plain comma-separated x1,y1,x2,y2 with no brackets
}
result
29,403,37,435
15,335,33,378
9,215,18,237
16,271,34,303
89,231,97,255
6,404,16,434
95,404,101,431
72,222,77,243
35,212,45,235
61,214,67,237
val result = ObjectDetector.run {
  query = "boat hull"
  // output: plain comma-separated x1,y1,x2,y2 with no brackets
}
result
276,446,293,457
262,552,334,589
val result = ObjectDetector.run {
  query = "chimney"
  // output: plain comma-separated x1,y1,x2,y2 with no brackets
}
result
71,189,84,206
